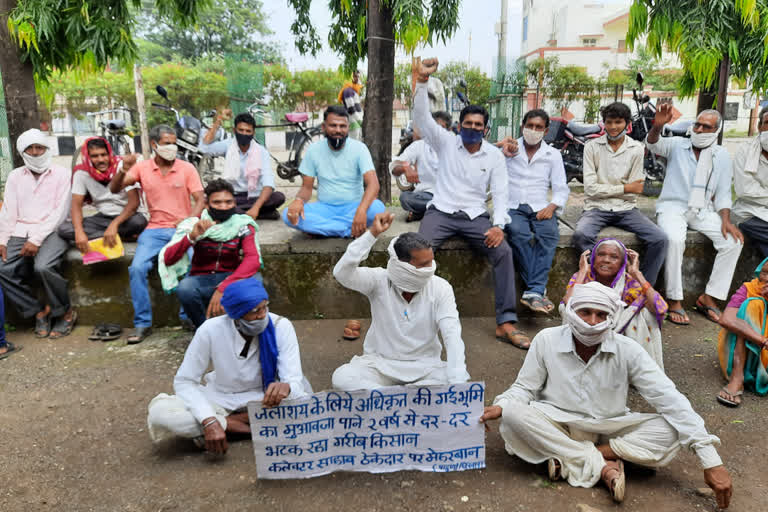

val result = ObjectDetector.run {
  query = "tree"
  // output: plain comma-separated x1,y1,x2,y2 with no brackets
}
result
2,0,209,167
287,0,462,202
527,57,595,115
627,0,768,114
136,0,283,64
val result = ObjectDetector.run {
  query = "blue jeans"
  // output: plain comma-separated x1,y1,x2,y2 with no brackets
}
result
505,205,560,297
177,273,264,328
400,191,433,217
129,228,176,328
282,200,386,237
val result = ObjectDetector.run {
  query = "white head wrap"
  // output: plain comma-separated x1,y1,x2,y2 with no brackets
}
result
565,281,623,347
386,235,436,293
16,128,51,173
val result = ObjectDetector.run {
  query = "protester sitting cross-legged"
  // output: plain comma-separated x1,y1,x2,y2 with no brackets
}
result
715,256,768,407
109,124,205,343
331,212,470,390
199,111,285,220
480,282,733,509
389,111,453,222
646,104,743,326
412,57,528,349
562,238,668,369
573,102,667,287
146,279,311,454
282,105,386,238
58,137,147,251
0,129,76,339
498,108,569,314
159,179,262,330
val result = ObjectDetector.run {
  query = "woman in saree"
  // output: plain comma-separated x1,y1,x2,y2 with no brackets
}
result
716,256,768,407
562,238,668,369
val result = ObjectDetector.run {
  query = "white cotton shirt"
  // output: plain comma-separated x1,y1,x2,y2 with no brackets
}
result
493,325,723,469
732,141,768,223
173,313,308,422
389,139,439,194
505,138,569,212
583,135,646,211
333,231,470,383
412,82,509,227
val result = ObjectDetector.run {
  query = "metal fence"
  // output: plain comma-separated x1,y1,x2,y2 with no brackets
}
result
224,54,265,145
488,58,526,142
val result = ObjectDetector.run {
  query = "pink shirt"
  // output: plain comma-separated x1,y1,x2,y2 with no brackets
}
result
128,158,203,229
0,165,71,246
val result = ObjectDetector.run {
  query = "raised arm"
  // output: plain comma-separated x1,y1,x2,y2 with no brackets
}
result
109,153,138,193
412,58,453,152
645,103,674,157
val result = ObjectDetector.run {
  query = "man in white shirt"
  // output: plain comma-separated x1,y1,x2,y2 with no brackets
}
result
390,111,452,222
413,58,527,349
58,137,147,252
732,106,768,257
332,212,470,390
147,279,310,454
573,102,667,286
647,104,743,325
502,109,569,314
480,282,733,508
200,111,285,220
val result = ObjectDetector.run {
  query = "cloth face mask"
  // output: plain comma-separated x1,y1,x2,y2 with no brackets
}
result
22,150,52,173
522,128,545,146
327,135,348,150
235,132,253,147
154,143,178,161
690,131,719,149
208,206,236,223
606,128,627,142
459,127,484,145
386,258,436,293
565,302,613,347
236,316,269,336
759,131,768,151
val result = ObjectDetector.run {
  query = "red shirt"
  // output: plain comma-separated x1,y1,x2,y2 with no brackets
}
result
128,158,203,229
163,225,261,292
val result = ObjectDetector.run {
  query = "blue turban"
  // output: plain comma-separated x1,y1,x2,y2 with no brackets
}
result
221,279,278,390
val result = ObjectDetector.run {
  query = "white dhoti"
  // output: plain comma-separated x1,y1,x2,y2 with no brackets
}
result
498,404,681,488
332,354,450,390
146,393,231,443
657,208,742,301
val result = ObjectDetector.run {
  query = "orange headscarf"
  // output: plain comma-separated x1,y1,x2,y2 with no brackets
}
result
338,81,363,104
744,256,768,298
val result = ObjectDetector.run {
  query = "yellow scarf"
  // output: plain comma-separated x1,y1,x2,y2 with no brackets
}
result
338,81,363,103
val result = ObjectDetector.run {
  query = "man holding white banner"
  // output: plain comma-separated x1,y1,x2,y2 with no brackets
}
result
331,212,470,390
481,282,733,508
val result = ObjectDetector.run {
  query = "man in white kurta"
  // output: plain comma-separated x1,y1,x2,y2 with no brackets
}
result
147,279,310,454
332,212,470,390
480,282,733,508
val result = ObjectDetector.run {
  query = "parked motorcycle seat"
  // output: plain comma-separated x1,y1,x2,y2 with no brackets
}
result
105,119,126,130
285,112,309,123
567,121,602,136
663,120,692,137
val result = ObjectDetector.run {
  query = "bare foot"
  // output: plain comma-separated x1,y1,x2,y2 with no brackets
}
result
667,300,690,325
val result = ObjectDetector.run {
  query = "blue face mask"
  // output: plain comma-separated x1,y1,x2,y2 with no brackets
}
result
459,127,484,145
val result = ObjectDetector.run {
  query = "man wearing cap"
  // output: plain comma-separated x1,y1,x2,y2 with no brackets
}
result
0,129,76,339
480,281,733,508
146,278,311,455
331,212,470,390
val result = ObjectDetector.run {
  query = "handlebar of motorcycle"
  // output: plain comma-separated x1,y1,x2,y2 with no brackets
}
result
152,103,171,110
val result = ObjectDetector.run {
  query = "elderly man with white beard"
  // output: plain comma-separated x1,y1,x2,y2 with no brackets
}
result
480,282,733,508
331,212,470,390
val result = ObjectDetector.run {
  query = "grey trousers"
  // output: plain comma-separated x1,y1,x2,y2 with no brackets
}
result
573,208,668,286
418,207,517,324
739,216,768,258
57,212,148,241
400,190,433,217
0,234,70,317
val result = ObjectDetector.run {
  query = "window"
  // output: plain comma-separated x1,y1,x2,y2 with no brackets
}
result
618,39,626,51
523,16,528,41
582,38,597,47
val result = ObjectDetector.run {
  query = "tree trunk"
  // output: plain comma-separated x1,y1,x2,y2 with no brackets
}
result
363,0,395,204
0,0,41,168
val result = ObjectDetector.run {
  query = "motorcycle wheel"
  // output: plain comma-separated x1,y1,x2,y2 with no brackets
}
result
294,127,323,170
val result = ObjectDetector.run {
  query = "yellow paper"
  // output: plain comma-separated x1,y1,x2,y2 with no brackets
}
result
83,234,125,264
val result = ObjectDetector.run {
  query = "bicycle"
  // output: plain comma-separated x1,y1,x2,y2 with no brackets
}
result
71,108,134,170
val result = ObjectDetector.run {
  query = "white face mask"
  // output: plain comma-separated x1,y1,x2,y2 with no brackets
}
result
22,149,51,173
759,131,768,152
522,128,545,146
386,258,436,293
690,130,719,149
154,143,178,161
236,315,269,336
565,303,614,347
606,129,627,142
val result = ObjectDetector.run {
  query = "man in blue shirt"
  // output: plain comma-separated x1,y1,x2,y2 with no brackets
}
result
283,106,386,238
646,104,743,326
200,111,284,220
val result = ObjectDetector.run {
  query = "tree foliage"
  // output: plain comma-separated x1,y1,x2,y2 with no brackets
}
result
135,0,283,64
527,57,595,112
627,0,768,97
286,0,462,71
7,0,210,81
393,60,491,111
607,45,683,92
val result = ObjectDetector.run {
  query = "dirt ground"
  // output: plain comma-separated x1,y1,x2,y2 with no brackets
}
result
1,314,766,512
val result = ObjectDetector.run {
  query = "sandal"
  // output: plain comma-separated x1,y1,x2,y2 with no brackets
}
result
0,342,21,360
694,300,721,324
88,323,123,342
49,310,78,340
496,329,531,350
547,458,562,481
127,326,153,345
35,313,51,338
603,459,625,503
666,308,690,326
520,295,550,314
342,320,361,341
716,386,743,408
